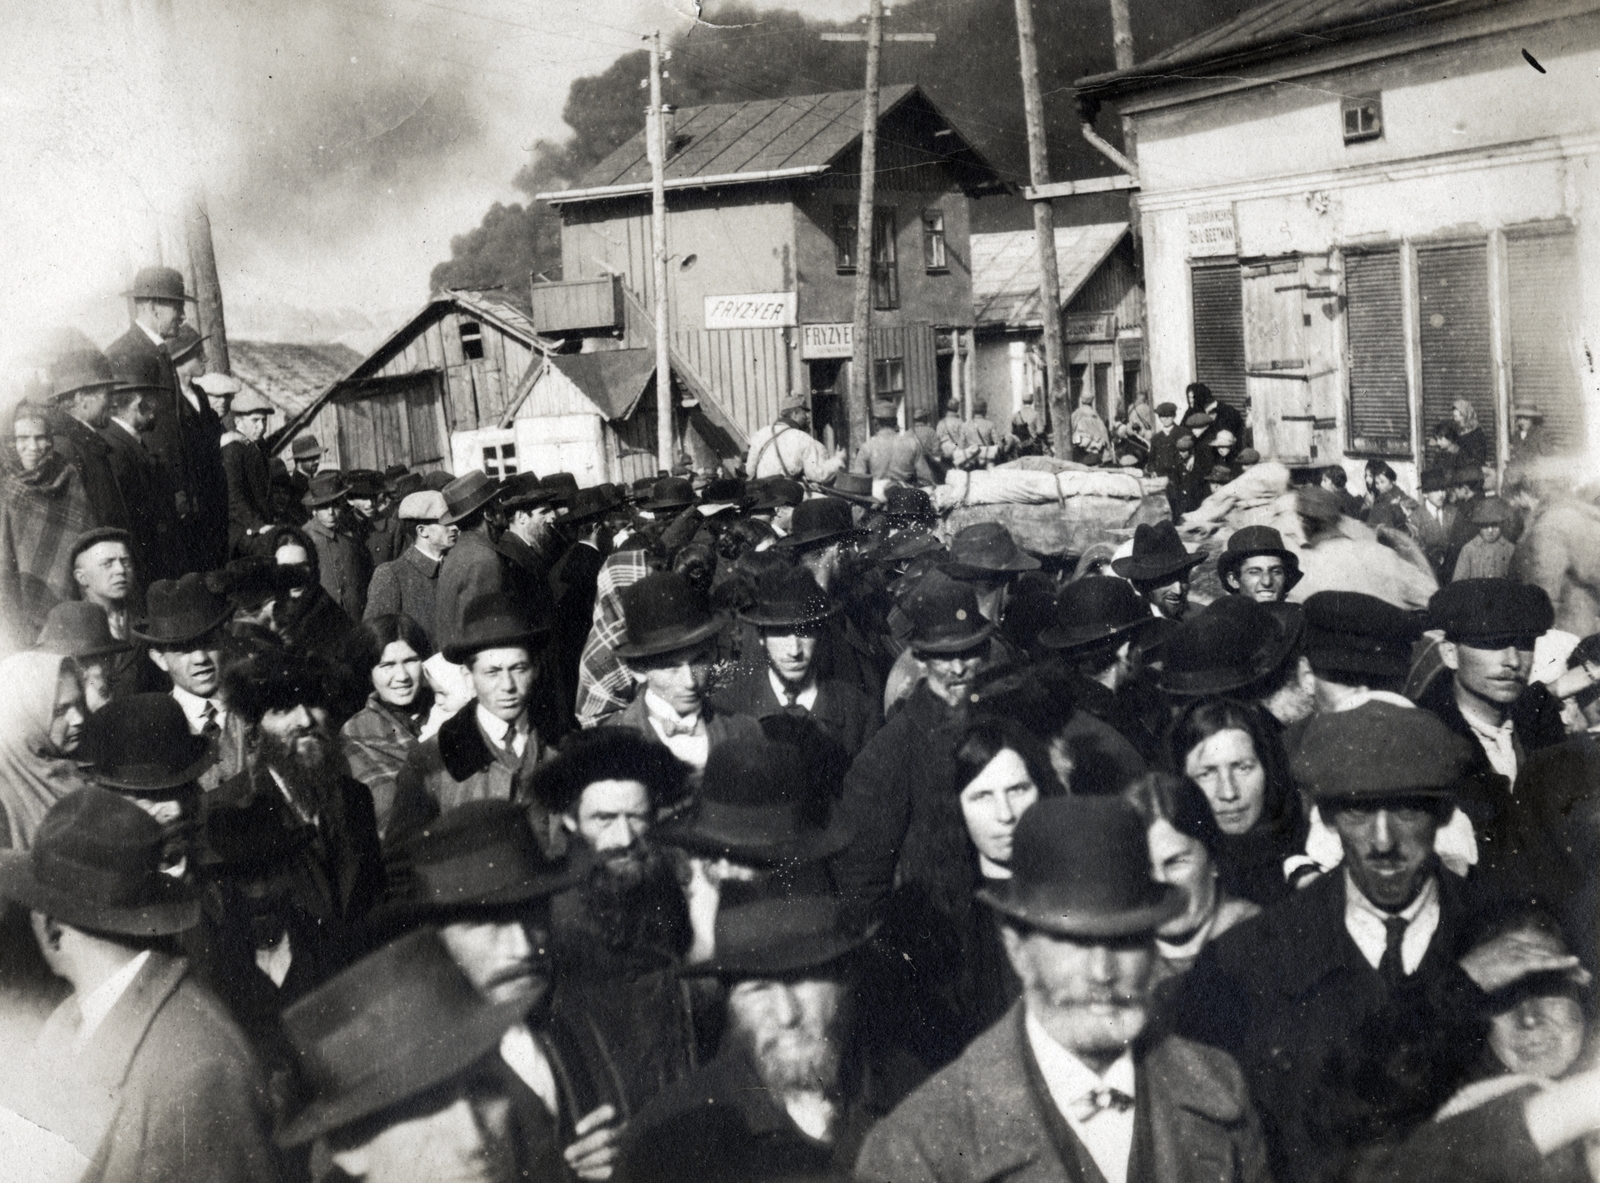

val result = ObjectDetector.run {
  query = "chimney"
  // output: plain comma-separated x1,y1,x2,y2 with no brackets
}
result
661,105,678,157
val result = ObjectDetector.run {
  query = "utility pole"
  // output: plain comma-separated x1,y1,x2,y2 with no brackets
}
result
647,32,674,474
186,194,230,374
1109,0,1134,69
846,0,884,459
1013,0,1070,459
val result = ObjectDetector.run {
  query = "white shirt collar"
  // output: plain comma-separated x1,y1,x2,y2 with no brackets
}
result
477,704,529,758
1024,1008,1138,1183
768,668,819,711
501,1022,559,1119
170,686,224,733
75,950,151,1047
643,690,709,770
1344,870,1440,976
137,321,165,348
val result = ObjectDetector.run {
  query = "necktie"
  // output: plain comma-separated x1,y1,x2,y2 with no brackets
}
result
782,687,808,718
200,702,220,739
1069,1086,1135,1123
1378,915,1409,991
503,721,522,758
656,714,700,739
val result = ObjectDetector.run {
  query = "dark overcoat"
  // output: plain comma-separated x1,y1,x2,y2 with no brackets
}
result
51,413,129,532
100,419,179,583
221,436,272,553
436,527,504,649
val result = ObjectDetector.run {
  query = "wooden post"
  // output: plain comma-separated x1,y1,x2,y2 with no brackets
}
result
953,332,968,420
847,0,884,460
647,32,674,474
186,194,230,375
1013,0,1070,457
1109,0,1134,70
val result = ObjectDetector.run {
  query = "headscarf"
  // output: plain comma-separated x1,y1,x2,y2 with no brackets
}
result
0,651,89,849
1453,399,1480,433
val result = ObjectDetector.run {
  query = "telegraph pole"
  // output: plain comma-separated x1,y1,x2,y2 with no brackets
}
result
845,0,884,459
647,32,674,474
1013,0,1070,458
186,194,230,374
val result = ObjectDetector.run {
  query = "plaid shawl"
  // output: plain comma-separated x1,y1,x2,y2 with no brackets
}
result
0,453,92,646
575,548,652,728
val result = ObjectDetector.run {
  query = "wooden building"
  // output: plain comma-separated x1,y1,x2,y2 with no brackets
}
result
230,340,361,443
533,85,1008,456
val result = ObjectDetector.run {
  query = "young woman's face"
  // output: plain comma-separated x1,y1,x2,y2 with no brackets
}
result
1374,473,1394,495
14,418,50,472
1183,728,1267,835
371,639,423,706
959,748,1040,870
1147,818,1218,938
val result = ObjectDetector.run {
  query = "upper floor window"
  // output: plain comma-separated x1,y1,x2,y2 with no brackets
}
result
872,206,899,310
1342,93,1383,144
459,320,485,360
922,210,947,271
833,207,857,272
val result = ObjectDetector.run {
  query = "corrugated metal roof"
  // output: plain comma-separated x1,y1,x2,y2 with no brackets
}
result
229,341,363,419
547,350,656,421
972,224,1129,329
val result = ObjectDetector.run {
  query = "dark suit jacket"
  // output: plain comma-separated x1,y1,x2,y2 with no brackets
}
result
711,663,882,758
221,437,272,552
51,413,129,531
496,531,556,625
601,695,763,769
436,528,504,650
100,419,179,582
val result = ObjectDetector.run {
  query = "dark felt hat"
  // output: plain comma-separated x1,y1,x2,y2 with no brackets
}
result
166,327,207,366
880,527,945,565
541,472,580,506
822,471,879,506
700,477,746,506
746,477,805,511
776,497,858,551
528,729,687,817
613,571,723,660
641,476,696,512
1216,525,1303,594
442,593,552,664
49,349,117,401
277,929,529,1147
289,435,323,460
1110,521,1206,583
122,265,196,303
197,790,311,875
301,471,346,509
1303,591,1424,680
222,650,332,727
421,470,455,492
562,483,622,525
499,471,560,511
81,694,214,793
1429,578,1553,646
209,556,310,612
884,486,937,524
1468,499,1515,526
34,601,131,661
439,469,502,525
1157,596,1304,696
704,893,870,977
741,564,838,629
945,522,1041,578
1290,700,1477,801
977,797,1184,938
342,469,385,500
132,573,229,647
1037,575,1154,653
108,348,168,394
1419,467,1453,494
905,571,995,656
0,787,200,936
656,736,849,866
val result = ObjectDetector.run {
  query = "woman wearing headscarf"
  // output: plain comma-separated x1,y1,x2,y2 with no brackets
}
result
1070,389,1112,466
0,651,89,848
1453,398,1490,468
0,401,92,647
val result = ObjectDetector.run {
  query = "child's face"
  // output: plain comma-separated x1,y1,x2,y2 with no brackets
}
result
1478,524,1502,544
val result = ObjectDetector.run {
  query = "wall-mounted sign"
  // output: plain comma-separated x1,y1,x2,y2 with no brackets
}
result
704,292,796,329
800,322,854,359
1185,205,1237,257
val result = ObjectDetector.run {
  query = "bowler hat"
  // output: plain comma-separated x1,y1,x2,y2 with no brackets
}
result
123,265,196,303
944,522,1040,578
563,483,622,525
1216,525,1302,594
397,490,447,521
1290,700,1476,802
656,736,849,865
976,797,1184,938
229,389,273,415
1303,591,1423,680
49,349,117,401
441,593,551,665
776,497,858,551
499,471,559,511
905,572,995,656
132,573,230,647
223,650,331,727
0,787,200,936
289,435,323,461
1037,575,1153,653
641,476,695,512
1468,499,1514,526
884,486,937,524
746,477,804,511
439,469,502,525
1429,578,1553,646
81,694,214,793
109,350,168,393
613,572,723,660
1110,521,1206,584
704,893,870,977
741,564,837,629
1156,596,1304,696
301,471,346,509
823,471,879,506
277,929,529,1147
34,601,131,661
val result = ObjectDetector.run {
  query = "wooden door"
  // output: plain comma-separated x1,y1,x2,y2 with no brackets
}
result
1241,255,1342,463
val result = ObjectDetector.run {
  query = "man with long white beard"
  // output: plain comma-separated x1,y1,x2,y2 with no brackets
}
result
856,797,1271,1183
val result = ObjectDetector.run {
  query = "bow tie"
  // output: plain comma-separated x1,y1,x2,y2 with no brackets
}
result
1069,1086,1135,1123
654,714,702,739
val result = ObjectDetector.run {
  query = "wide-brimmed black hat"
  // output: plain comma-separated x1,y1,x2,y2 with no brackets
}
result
703,893,870,977
977,797,1184,938
49,349,117,401
563,483,622,525
1216,525,1303,594
822,471,879,506
277,929,529,1147
301,471,346,509
0,787,200,936
1303,591,1423,680
500,471,560,511
34,601,131,662
775,497,858,551
880,528,945,566
132,573,230,647
655,736,849,865
540,472,580,507
641,476,696,512
740,565,837,629
944,522,1041,579
1037,575,1155,653
613,572,723,660
1111,521,1206,584
884,486,937,524
439,469,503,525
341,469,384,500
700,477,746,507
746,477,805,511
1156,596,1304,696
81,694,214,793
906,572,995,656
122,265,197,303
1429,578,1553,647
441,593,552,664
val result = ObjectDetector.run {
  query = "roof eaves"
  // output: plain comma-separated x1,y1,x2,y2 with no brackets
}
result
537,164,829,205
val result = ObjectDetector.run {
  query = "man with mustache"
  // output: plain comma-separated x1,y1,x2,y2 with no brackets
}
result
857,797,1270,1183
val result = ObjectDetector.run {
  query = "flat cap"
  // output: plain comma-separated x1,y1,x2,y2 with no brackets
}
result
1468,499,1514,526
397,490,448,521
1303,591,1423,680
1154,402,1177,418
1290,700,1477,801
1429,578,1553,646
192,373,242,397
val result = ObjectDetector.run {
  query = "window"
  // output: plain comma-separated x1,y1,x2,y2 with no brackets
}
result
481,441,517,479
833,207,857,272
1342,93,1383,145
1417,242,1494,450
872,206,899,310
1344,249,1411,456
922,210,947,270
1190,262,1248,411
459,320,485,360
873,357,905,399
1506,226,1584,451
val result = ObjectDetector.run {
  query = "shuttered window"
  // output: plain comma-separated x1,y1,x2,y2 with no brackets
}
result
1191,262,1247,410
1417,242,1494,447
1506,226,1584,453
1344,249,1410,455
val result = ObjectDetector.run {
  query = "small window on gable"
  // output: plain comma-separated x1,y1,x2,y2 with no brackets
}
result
482,441,516,479
460,320,485,360
1342,93,1383,144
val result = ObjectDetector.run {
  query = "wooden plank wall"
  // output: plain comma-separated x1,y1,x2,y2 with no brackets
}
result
672,326,789,442
359,308,536,435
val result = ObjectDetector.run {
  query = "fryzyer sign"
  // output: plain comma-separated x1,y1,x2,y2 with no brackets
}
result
704,292,796,329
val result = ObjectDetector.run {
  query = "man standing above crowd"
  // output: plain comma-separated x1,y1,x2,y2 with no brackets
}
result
746,400,843,483
436,470,506,649
47,349,129,533
852,402,934,488
102,351,180,583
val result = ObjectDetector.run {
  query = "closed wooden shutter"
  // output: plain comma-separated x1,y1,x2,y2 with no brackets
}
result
406,375,445,464
1417,242,1494,446
1506,226,1584,452
1191,262,1247,410
1344,249,1410,455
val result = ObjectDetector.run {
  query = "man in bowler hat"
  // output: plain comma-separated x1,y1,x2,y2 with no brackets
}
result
102,348,182,583
1217,525,1302,603
856,796,1271,1183
1,788,279,1182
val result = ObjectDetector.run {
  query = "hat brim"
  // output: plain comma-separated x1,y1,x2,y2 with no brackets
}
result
130,606,232,648
698,925,871,978
611,615,725,661
944,554,1041,579
301,489,347,509
439,485,503,526
640,496,696,512
120,290,198,303
1110,552,1207,583
774,525,860,551
0,853,200,937
1037,615,1156,653
442,627,552,665
93,749,216,794
910,621,996,656
42,638,134,662
739,604,839,629
1157,608,1305,697
975,882,1185,939
1216,549,1304,593
820,486,881,507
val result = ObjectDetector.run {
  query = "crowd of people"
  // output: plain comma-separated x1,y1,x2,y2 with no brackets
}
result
0,268,1598,1183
